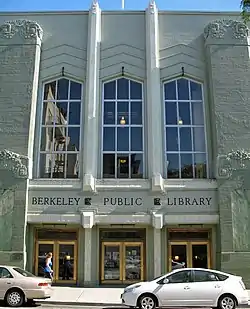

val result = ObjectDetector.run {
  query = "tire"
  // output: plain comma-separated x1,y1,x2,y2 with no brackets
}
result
138,294,156,309
218,295,236,309
5,289,24,307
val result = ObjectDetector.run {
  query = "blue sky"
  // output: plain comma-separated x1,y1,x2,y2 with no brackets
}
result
0,0,242,12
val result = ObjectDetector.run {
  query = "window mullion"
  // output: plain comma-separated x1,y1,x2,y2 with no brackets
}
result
189,81,195,179
176,81,181,179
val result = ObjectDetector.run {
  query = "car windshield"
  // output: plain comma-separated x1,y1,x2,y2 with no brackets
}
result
13,268,36,277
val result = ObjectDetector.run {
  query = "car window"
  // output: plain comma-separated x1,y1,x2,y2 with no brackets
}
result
167,270,192,283
13,268,36,277
194,270,218,282
0,267,13,279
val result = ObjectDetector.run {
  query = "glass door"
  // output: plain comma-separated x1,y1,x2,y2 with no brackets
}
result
169,242,188,271
191,242,210,268
101,242,122,282
56,241,77,282
123,242,144,282
36,241,55,277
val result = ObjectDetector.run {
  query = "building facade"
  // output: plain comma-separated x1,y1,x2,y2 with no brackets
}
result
0,1,250,287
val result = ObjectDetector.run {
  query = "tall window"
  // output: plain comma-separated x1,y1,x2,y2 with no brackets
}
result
39,78,83,179
164,78,207,179
102,78,144,178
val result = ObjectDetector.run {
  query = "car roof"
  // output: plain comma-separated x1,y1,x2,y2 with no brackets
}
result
171,267,237,277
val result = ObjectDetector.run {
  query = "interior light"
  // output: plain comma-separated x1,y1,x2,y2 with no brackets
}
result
178,119,183,125
174,255,179,261
120,116,126,125
120,159,127,164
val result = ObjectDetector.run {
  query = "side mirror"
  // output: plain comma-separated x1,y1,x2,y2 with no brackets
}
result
163,278,169,284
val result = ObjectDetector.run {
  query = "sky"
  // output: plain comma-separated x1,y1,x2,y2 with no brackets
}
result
0,0,242,12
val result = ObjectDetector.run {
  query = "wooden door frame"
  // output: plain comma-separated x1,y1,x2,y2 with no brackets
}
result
101,242,122,283
35,241,56,277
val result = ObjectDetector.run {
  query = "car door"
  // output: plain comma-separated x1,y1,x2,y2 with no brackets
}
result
187,270,224,306
155,269,193,306
0,267,15,299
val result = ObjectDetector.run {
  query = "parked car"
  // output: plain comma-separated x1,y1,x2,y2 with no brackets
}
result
121,268,249,309
0,265,52,307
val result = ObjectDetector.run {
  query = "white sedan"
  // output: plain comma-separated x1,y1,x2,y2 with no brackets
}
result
121,268,249,309
0,265,52,307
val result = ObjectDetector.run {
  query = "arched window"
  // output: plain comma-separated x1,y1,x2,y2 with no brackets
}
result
164,78,207,179
39,78,83,179
102,78,144,178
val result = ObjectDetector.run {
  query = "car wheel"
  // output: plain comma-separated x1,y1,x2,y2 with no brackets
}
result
218,295,236,309
5,289,24,307
139,295,156,309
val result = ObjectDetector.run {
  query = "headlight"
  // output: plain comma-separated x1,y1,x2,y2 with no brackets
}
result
124,285,141,293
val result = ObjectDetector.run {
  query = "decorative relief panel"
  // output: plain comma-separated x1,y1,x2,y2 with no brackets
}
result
204,19,248,40
0,150,28,179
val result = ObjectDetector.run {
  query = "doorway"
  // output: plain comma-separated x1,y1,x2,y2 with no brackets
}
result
35,240,77,283
169,241,211,271
101,242,144,283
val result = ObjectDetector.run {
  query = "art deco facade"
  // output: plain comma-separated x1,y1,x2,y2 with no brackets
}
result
0,1,250,286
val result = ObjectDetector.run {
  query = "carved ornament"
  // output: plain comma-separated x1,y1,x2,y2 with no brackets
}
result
204,19,248,40
0,149,28,179
91,0,99,14
149,0,157,14
0,19,43,40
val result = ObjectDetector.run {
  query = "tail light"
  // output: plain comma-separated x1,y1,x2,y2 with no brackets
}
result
239,280,246,290
38,282,49,287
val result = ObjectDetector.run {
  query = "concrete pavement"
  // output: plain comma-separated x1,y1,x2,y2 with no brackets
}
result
36,287,250,306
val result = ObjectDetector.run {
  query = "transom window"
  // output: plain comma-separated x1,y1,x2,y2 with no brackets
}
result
164,78,207,179
39,78,83,179
102,78,144,178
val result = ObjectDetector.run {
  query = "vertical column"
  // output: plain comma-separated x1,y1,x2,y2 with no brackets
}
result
0,20,43,268
204,20,250,275
81,211,94,286
145,1,164,192
83,0,102,192
152,213,163,277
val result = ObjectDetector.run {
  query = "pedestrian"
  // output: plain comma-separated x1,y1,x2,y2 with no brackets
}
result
44,252,53,281
63,252,72,280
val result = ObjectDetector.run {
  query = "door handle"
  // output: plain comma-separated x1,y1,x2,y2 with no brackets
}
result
184,286,190,290
6,282,11,285
214,285,221,288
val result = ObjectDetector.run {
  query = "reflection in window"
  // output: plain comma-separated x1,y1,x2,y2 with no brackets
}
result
164,78,207,179
40,78,83,179
102,78,144,178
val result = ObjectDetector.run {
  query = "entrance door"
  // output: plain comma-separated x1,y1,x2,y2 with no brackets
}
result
169,241,210,271
101,242,144,283
36,241,77,283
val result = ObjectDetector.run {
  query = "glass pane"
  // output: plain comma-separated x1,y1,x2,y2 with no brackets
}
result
55,102,68,125
178,102,190,125
40,127,54,151
42,102,55,125
117,154,129,178
37,243,54,277
192,245,208,268
124,245,142,281
104,102,115,125
39,153,55,178
131,102,142,125
171,245,187,270
103,154,115,178
104,81,116,100
67,127,80,151
117,127,129,151
58,244,75,280
192,102,204,125
117,101,129,125
53,153,66,178
181,153,193,178
131,154,143,178
164,81,176,100
57,79,69,100
131,127,143,151
69,102,81,125
193,127,206,152
130,81,142,99
194,153,207,178
180,127,192,151
117,78,129,99
54,127,67,151
194,270,217,282
177,79,189,100
166,127,178,151
190,81,202,100
70,81,82,100
103,127,115,151
44,81,56,100
165,102,177,125
103,245,120,280
168,270,191,283
67,153,79,178
167,154,179,178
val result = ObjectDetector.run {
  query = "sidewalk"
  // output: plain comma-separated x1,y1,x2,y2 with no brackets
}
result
37,286,250,306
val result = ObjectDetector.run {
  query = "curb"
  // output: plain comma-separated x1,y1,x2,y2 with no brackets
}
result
36,301,125,307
